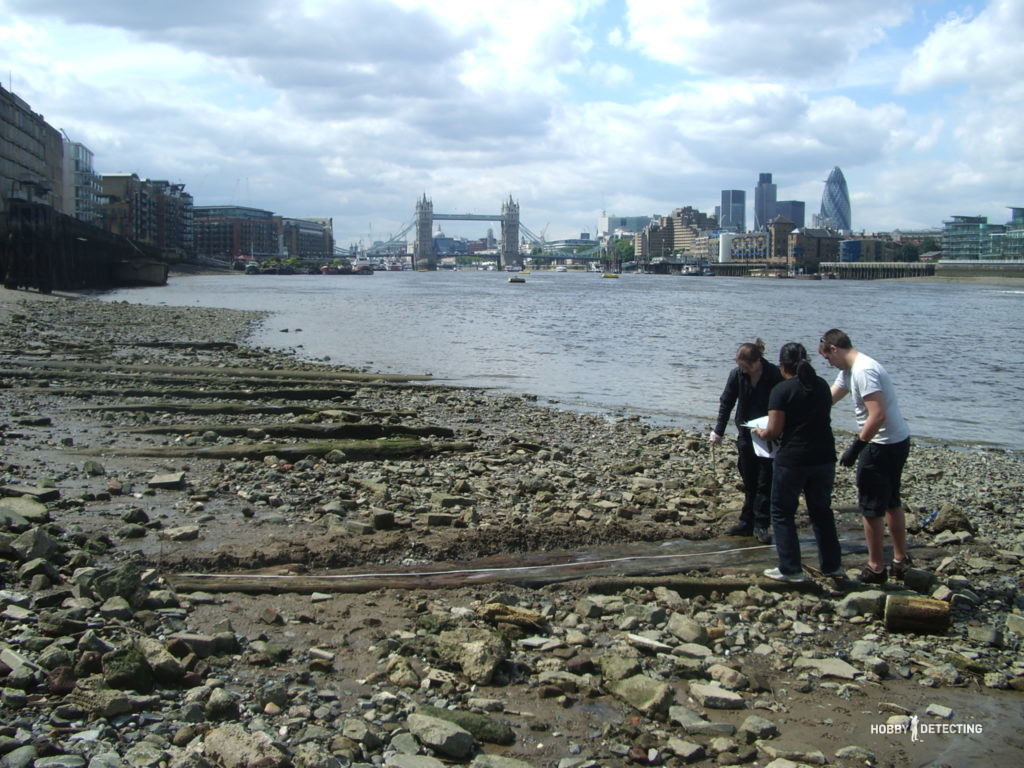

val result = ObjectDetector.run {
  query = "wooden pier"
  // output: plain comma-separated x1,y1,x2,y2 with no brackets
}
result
1,199,167,292
818,261,935,280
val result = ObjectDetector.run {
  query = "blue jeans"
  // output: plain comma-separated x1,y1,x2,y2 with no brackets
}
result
770,462,842,575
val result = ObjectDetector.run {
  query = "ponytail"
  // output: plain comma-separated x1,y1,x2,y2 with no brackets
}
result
795,358,817,392
736,338,766,365
778,342,817,391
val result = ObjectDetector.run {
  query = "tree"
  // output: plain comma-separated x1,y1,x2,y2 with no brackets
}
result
613,238,635,263
897,243,920,262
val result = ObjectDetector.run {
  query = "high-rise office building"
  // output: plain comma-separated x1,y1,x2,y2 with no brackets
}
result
719,190,745,232
817,166,851,232
775,200,805,229
754,173,776,230
61,137,101,226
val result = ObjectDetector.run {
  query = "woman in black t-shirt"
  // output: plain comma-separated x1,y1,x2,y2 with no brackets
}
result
755,342,842,583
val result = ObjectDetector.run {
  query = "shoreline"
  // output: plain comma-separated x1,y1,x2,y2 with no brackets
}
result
167,264,1024,286
2,286,1022,767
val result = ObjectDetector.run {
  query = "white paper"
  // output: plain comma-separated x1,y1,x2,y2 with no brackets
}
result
742,416,778,459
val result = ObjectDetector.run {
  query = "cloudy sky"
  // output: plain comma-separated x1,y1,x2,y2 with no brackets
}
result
3,0,1022,245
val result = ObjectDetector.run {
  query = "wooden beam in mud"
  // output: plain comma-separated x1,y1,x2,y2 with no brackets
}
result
78,438,475,462
6,358,432,383
78,403,325,416
10,387,356,401
127,422,456,439
2,368,376,390
165,570,818,596
75,403,418,418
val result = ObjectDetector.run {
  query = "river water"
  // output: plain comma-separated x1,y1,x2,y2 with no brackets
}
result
102,271,1024,451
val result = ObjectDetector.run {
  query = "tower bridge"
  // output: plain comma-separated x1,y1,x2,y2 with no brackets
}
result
415,194,520,270
364,195,602,268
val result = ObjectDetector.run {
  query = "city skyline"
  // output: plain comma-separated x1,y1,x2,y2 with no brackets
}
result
3,0,1021,245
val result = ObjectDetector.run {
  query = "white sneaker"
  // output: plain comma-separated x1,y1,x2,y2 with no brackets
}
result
763,567,806,583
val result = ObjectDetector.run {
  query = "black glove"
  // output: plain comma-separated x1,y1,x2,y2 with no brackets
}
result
840,437,868,468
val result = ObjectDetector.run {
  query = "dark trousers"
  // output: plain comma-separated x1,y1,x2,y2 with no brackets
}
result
737,429,772,529
770,461,842,575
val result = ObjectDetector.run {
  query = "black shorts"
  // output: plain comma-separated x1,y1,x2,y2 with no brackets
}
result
856,438,910,518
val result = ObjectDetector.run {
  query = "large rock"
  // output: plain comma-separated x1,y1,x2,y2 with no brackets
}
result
793,657,859,680
931,504,975,534
417,705,515,745
407,713,476,760
836,590,886,618
1,746,38,768
64,677,157,718
292,744,342,768
385,757,445,768
136,637,186,684
123,744,166,768
669,705,737,736
203,724,290,768
0,497,48,529
469,757,536,768
688,682,746,710
599,651,641,681
102,645,154,693
607,674,674,717
435,628,509,685
91,563,148,608
11,526,61,561
1004,613,1024,637
666,614,708,644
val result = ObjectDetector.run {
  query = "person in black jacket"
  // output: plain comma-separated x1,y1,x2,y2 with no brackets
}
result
710,338,783,543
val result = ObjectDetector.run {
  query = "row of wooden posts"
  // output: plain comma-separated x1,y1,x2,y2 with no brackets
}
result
1,198,164,293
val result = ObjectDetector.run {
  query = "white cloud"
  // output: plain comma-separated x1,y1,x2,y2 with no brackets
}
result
589,61,634,88
624,0,913,82
898,0,1024,92
2,0,1022,241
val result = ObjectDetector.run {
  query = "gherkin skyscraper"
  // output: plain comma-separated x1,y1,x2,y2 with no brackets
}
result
818,166,851,232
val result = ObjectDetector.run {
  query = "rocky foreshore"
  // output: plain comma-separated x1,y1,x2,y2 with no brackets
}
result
1,288,1022,768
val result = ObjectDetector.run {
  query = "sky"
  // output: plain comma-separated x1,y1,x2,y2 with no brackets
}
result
3,0,1023,246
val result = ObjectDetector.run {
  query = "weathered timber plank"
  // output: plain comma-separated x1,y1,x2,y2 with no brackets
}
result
77,439,475,462
7,358,431,382
164,571,811,596
127,423,456,439
10,387,355,401
73,403,416,418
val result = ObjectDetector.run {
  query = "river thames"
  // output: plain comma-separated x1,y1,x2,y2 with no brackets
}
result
103,271,1024,451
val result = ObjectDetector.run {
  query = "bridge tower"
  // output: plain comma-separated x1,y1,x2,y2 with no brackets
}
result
414,194,435,270
500,195,520,269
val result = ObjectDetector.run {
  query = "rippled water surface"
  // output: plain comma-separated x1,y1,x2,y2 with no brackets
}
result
103,271,1024,449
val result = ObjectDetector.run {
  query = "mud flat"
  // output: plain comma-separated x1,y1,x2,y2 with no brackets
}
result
1,286,1023,768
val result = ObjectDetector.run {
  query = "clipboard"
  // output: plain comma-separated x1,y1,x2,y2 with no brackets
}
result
742,416,778,459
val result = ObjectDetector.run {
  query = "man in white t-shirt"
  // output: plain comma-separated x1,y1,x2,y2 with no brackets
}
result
819,328,912,585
